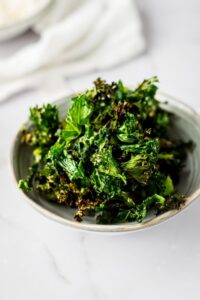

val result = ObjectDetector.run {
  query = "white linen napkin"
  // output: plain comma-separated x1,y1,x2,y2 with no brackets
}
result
0,0,145,102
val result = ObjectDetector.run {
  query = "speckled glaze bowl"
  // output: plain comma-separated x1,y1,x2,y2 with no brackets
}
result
11,93,200,233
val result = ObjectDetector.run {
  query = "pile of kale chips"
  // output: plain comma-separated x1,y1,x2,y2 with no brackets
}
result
19,77,191,224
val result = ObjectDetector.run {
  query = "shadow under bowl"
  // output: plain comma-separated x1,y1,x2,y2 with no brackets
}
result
11,93,200,233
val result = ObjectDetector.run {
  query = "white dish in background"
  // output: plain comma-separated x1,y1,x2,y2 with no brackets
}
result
0,0,53,42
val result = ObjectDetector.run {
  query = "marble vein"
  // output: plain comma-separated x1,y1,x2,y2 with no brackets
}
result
0,214,70,285
42,242,70,285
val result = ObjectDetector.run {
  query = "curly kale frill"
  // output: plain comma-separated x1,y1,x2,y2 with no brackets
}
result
18,77,191,224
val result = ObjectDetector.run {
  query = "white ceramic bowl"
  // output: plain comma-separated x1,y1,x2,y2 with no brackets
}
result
0,0,53,42
11,93,200,233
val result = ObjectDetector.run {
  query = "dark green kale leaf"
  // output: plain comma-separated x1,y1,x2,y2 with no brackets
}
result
121,139,159,184
19,104,60,190
91,147,126,198
117,113,142,143
21,104,59,147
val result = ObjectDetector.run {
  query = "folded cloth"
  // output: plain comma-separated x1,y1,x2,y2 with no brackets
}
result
0,0,145,101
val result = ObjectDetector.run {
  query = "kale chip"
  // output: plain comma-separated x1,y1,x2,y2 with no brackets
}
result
18,77,192,224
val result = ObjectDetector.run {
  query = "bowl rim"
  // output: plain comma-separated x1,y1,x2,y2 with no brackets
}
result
10,91,200,233
0,0,53,32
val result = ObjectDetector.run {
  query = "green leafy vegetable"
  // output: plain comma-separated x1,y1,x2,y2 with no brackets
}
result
18,77,192,224
68,94,92,125
21,104,59,148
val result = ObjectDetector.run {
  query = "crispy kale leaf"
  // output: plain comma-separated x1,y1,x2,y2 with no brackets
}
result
21,104,59,147
19,104,59,190
19,77,192,224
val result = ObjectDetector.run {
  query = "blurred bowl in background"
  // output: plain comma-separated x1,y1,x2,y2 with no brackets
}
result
0,0,53,42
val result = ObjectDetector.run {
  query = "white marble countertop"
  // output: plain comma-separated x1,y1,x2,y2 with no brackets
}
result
1,0,200,299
